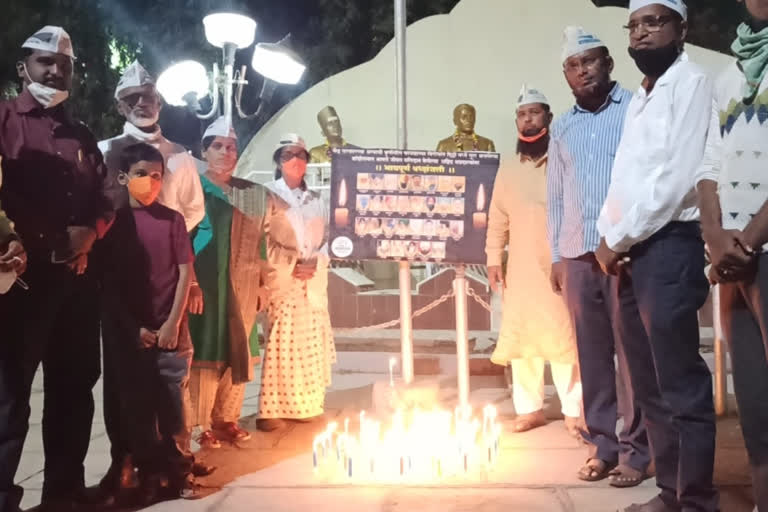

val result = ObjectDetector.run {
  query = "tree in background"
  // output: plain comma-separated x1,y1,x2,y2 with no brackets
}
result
0,0,741,146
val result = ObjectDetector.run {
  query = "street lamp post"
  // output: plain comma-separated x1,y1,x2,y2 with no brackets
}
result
157,12,307,122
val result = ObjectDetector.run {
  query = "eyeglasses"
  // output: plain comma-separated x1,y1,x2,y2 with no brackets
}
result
623,15,675,34
279,150,308,163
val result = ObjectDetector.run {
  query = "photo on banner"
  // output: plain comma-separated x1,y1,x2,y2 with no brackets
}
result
329,148,499,265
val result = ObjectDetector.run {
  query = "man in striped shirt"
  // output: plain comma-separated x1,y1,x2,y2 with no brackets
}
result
547,27,651,487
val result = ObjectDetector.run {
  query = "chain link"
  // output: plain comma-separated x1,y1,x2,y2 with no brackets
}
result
334,289,456,334
467,286,493,313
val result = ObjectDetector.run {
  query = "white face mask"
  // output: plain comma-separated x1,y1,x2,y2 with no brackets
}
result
23,65,69,109
127,110,159,128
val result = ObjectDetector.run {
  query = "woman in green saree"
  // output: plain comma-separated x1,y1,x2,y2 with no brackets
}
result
188,117,266,448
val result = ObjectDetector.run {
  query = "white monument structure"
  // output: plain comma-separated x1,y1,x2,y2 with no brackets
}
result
237,0,732,176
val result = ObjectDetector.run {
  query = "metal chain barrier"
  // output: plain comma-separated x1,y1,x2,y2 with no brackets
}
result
467,286,493,313
335,289,456,334
335,285,494,334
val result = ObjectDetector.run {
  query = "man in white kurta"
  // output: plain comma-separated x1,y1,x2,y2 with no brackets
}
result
99,61,204,231
486,86,582,437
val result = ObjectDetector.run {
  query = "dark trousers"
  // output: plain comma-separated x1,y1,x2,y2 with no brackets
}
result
719,255,768,512
562,254,650,472
628,222,718,512
0,260,100,512
101,297,192,483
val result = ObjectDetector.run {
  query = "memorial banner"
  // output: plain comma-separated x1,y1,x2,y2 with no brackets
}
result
328,148,499,265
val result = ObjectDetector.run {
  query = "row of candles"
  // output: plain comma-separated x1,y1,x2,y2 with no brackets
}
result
311,404,501,479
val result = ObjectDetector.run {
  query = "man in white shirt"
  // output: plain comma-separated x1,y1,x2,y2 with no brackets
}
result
99,61,205,230
697,1,768,510
96,61,206,500
594,1,718,511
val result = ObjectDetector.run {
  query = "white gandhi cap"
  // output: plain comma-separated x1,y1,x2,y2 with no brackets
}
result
22,26,76,60
115,61,155,100
517,84,549,111
629,0,687,21
203,116,237,141
561,26,606,63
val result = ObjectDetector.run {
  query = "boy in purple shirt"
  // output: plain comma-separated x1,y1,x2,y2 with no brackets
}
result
99,142,197,503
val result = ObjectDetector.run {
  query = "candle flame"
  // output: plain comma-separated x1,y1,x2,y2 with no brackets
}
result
338,179,348,207
476,183,486,211
313,405,500,480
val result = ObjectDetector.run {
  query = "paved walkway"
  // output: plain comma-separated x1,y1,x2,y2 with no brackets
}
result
18,352,756,512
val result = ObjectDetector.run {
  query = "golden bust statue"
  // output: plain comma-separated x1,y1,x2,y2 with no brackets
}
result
309,106,359,163
436,104,496,152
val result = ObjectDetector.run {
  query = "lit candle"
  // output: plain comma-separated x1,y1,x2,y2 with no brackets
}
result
335,179,350,228
472,183,487,229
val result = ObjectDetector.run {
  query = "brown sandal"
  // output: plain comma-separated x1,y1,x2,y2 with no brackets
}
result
577,458,616,482
608,464,646,488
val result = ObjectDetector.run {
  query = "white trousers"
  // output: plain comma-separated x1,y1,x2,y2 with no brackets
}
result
511,357,582,418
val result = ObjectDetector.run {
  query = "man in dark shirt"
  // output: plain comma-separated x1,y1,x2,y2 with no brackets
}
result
0,26,113,512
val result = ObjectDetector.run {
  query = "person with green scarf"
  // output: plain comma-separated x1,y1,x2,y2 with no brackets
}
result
697,2,768,510
188,116,271,449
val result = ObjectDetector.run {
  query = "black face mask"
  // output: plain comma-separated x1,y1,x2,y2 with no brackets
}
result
628,41,681,78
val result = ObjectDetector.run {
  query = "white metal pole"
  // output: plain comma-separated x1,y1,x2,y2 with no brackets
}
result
454,265,470,407
712,285,727,416
394,0,414,384
222,43,237,122
399,261,414,383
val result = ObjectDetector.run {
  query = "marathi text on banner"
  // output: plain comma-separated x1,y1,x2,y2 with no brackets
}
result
328,148,499,265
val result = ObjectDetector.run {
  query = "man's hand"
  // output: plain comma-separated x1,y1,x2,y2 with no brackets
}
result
0,240,27,275
67,226,97,256
487,265,504,294
139,328,158,349
595,238,621,275
157,321,179,351
66,253,88,275
549,261,565,294
703,227,754,282
188,283,204,315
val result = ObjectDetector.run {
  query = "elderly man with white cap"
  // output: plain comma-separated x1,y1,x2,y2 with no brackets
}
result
593,1,719,511
255,134,335,432
0,26,114,512
99,61,204,231
96,60,206,501
548,27,652,488
486,86,584,438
